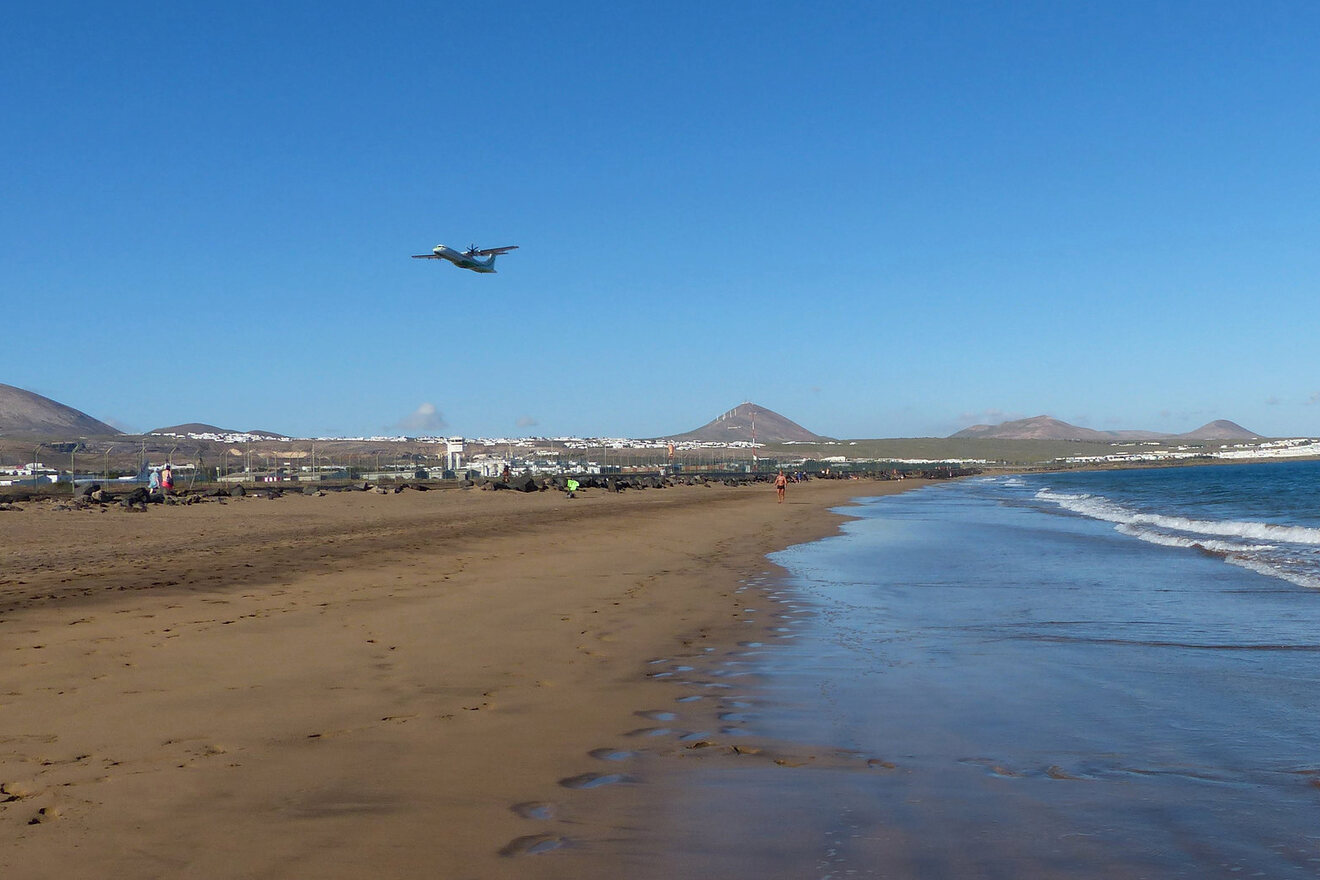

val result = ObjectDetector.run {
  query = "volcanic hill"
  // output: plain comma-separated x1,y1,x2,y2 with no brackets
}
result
0,383,121,437
669,402,829,443
951,414,1260,442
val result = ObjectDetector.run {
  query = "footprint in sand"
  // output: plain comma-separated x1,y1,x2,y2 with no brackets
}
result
587,748,635,762
635,710,677,722
558,772,630,790
499,833,567,856
511,801,556,820
27,806,61,825
1,780,41,801
718,712,757,722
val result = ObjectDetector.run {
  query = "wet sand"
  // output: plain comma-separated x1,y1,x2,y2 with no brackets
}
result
0,478,924,878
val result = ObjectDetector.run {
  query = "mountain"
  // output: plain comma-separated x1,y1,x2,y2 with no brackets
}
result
950,414,1260,442
669,402,830,443
150,423,233,435
1181,420,1259,441
951,415,1113,441
0,383,121,437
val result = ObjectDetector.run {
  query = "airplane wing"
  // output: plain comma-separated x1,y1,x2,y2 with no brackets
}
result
411,254,445,259
473,245,518,257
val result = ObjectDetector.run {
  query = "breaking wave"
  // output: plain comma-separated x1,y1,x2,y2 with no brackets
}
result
1035,488,1320,589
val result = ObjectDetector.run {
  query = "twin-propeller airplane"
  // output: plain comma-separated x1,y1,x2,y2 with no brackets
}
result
411,243,518,274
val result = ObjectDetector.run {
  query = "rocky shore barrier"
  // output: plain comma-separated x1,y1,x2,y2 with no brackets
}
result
0,466,979,513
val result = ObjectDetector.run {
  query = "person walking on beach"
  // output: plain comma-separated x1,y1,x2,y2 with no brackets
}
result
148,467,160,494
161,464,174,496
775,470,788,503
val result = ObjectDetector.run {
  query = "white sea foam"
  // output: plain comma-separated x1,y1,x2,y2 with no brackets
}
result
1036,487,1320,590
1112,523,1270,555
1223,556,1320,591
1036,489,1320,546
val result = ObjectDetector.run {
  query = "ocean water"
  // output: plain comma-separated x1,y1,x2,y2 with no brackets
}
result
1030,460,1320,591
646,461,1320,879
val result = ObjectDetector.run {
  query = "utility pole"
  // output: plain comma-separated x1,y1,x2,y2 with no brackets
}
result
751,407,757,471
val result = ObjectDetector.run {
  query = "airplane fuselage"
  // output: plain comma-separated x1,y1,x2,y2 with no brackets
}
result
432,244,498,273
412,242,516,273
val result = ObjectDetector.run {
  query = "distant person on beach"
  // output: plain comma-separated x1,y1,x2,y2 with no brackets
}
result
775,470,787,503
148,468,160,493
161,464,174,495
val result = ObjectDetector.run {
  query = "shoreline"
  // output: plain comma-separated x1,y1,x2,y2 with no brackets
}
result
686,466,1320,877
0,477,929,878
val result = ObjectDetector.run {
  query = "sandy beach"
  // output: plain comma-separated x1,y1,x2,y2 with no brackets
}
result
0,477,924,879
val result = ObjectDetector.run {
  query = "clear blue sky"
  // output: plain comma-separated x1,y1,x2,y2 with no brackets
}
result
5,1,1319,439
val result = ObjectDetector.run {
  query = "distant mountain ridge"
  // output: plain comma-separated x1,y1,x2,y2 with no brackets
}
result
950,415,1260,442
0,383,121,437
670,402,830,443
150,423,288,439
0,385,1266,446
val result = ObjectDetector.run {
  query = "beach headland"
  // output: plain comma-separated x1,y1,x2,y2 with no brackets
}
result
0,476,928,878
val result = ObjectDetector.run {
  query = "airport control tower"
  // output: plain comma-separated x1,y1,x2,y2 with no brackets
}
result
445,437,465,473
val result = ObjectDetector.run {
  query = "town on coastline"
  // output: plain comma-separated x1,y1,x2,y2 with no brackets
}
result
5,427,1320,493
2,431,951,490
3,386,1317,492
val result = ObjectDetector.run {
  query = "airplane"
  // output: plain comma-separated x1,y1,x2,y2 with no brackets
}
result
411,243,518,273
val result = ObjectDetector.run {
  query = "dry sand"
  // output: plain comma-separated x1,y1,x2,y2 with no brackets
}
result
0,478,925,879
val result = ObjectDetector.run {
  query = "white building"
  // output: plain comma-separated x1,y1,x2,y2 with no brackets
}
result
445,437,465,472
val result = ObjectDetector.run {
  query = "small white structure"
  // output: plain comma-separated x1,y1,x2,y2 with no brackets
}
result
445,437,465,472
0,462,60,484
466,457,509,478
